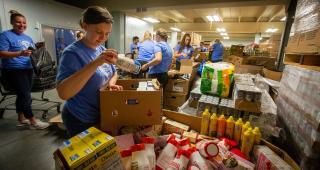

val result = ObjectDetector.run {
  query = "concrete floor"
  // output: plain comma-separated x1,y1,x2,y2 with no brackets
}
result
0,89,68,170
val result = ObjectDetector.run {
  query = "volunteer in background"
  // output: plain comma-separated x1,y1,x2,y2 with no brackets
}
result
130,36,139,55
141,28,173,89
134,31,155,78
211,38,224,62
173,33,194,70
199,42,208,52
0,10,49,129
56,6,122,137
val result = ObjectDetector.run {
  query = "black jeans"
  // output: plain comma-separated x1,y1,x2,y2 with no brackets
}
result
61,107,96,137
2,69,34,119
132,60,148,78
148,72,168,90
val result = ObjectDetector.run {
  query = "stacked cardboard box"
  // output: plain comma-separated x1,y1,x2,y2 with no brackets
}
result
276,64,320,169
286,0,320,54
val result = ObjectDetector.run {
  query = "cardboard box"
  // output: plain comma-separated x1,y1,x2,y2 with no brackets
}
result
298,28,320,53
179,59,193,74
224,55,243,65
163,119,190,135
55,136,98,170
164,92,188,110
263,68,282,81
100,79,162,133
166,78,189,94
162,109,300,170
285,33,300,53
243,56,277,70
235,99,261,113
77,127,124,170
234,65,263,74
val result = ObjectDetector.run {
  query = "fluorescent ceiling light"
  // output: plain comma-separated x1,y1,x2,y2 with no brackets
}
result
223,37,229,39
143,17,160,23
207,15,221,22
216,28,226,32
266,28,278,33
220,32,228,36
170,27,181,32
127,17,147,25
281,17,286,21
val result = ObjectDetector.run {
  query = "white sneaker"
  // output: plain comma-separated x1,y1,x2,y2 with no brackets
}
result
16,119,31,127
30,119,50,130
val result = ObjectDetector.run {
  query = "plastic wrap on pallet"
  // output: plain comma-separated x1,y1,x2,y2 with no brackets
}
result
293,0,320,33
197,95,220,115
233,73,255,86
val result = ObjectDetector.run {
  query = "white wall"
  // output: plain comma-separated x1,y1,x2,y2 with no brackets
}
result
125,16,153,53
0,0,82,42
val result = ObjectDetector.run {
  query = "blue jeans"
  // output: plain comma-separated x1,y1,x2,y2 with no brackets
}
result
61,107,96,137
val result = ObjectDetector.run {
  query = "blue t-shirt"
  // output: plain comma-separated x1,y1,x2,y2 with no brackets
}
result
57,41,116,123
211,43,224,61
130,43,139,54
136,40,155,62
174,44,194,61
200,47,208,52
149,41,173,74
0,30,34,69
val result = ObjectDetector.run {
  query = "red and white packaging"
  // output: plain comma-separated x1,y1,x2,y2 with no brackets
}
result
131,144,151,170
179,138,191,150
156,138,180,170
188,147,212,170
141,137,156,170
120,149,132,170
196,140,219,158
167,149,191,170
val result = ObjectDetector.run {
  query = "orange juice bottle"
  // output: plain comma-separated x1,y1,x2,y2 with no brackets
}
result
253,127,262,145
200,109,210,135
225,116,235,139
217,114,226,138
241,121,251,143
208,112,218,137
233,118,243,144
241,128,254,158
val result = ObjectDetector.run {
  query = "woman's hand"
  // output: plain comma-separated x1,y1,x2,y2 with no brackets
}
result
141,64,149,71
95,49,118,66
20,50,32,56
109,84,123,91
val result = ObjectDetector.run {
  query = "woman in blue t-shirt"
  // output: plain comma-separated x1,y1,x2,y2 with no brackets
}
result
0,10,49,129
173,33,194,70
134,31,155,78
211,38,224,62
141,29,173,89
56,6,122,137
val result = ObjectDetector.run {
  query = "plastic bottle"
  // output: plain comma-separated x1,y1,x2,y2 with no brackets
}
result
233,118,243,144
217,114,226,138
241,128,254,158
241,121,251,143
253,127,262,145
225,116,235,139
116,54,141,74
200,109,210,135
208,112,218,137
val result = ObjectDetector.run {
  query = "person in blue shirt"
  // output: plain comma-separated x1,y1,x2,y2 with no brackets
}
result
141,28,173,89
211,39,224,62
173,33,194,70
0,10,50,129
134,31,155,78
130,36,139,55
56,6,122,137
200,42,208,52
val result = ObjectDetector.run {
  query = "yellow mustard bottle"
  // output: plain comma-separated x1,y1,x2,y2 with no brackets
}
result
253,127,262,145
200,109,210,135
217,114,226,138
225,116,235,139
233,118,243,144
208,112,218,137
241,121,251,143
241,128,254,158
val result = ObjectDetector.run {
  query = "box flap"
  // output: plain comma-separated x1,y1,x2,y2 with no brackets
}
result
179,59,193,74
235,65,263,74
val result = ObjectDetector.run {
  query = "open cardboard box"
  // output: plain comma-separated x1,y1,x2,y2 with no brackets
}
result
162,109,300,170
100,79,162,134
